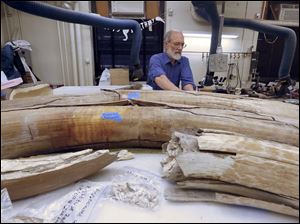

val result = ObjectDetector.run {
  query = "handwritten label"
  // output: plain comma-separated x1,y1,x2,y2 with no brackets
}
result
53,184,103,223
101,112,122,122
127,92,141,100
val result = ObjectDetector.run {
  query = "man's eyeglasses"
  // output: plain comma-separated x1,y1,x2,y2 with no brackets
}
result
170,42,187,49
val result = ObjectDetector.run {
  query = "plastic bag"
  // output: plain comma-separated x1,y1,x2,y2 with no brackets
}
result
1,188,14,223
9,180,109,223
98,68,111,86
49,180,108,223
108,166,162,210
1,188,45,223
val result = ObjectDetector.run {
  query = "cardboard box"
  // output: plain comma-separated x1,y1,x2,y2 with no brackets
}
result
109,68,130,85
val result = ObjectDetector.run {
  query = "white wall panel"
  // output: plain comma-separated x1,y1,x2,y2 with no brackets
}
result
19,13,64,85
1,1,94,86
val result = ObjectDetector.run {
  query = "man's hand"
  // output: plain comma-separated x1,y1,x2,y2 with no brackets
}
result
154,75,181,91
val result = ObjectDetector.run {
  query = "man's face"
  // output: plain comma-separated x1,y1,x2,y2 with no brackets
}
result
165,32,186,61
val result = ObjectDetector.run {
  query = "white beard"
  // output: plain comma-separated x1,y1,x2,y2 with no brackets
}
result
166,49,181,61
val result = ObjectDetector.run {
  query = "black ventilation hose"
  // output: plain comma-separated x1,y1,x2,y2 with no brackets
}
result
192,1,220,86
224,17,297,81
3,1,143,79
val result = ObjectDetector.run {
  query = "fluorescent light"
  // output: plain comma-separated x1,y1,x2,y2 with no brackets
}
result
184,33,211,38
183,33,239,39
222,34,239,39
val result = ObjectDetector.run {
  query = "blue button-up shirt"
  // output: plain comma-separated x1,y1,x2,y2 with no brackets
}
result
147,53,195,90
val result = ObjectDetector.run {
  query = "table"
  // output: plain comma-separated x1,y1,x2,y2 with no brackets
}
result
8,151,298,223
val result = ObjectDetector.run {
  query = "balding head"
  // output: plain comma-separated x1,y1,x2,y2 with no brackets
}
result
164,30,184,44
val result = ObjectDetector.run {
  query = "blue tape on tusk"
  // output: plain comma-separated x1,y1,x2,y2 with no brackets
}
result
101,112,122,122
127,92,141,100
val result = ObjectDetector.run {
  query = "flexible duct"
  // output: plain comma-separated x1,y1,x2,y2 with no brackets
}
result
223,18,297,81
191,1,297,83
2,1,143,78
192,1,220,85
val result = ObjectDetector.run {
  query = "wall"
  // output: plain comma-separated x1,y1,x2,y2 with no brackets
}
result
1,1,263,87
165,1,263,88
1,1,94,86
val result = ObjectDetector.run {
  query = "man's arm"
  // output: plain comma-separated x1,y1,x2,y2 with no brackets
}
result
182,84,194,91
155,75,181,91
181,58,196,91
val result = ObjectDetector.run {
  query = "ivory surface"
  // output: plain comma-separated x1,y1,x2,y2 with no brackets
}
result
177,179,299,209
2,101,298,159
161,131,299,217
164,187,299,217
1,149,117,200
3,90,298,126
1,91,299,215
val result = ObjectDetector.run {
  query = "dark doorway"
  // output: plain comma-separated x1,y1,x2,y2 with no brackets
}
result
256,17,298,83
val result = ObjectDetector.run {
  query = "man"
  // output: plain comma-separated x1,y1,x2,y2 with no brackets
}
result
147,30,196,91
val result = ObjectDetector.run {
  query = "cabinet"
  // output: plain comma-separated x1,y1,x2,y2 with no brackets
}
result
91,2,165,82
261,1,299,26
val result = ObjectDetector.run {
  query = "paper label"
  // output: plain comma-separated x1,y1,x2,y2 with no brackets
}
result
52,183,106,223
